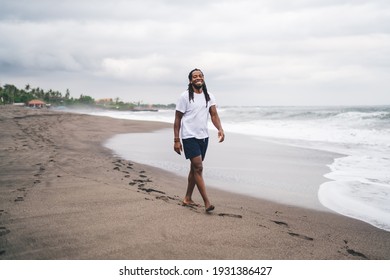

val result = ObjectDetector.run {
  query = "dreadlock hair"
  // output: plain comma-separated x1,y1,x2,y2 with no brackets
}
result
188,68,211,107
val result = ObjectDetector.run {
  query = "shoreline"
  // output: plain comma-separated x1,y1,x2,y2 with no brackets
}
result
1,106,389,260
104,128,340,212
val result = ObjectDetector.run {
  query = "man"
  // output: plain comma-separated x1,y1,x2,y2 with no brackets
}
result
173,68,225,213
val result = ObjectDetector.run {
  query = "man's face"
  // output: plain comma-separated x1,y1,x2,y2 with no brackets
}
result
190,70,204,89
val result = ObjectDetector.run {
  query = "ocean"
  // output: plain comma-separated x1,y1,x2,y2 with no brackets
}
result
63,105,390,231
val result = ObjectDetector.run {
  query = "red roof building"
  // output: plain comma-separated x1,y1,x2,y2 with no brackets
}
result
27,99,46,108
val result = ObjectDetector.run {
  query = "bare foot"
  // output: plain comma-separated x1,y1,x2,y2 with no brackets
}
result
205,205,215,212
182,200,200,207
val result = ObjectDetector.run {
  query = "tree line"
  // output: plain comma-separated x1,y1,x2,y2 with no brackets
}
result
0,83,176,110
0,83,94,106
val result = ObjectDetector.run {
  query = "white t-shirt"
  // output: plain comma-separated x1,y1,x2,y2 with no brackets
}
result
176,90,217,139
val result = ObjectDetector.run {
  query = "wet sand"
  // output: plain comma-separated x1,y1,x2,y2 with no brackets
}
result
1,105,389,259
104,128,340,211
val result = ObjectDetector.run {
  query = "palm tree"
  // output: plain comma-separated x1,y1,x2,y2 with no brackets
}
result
65,89,70,100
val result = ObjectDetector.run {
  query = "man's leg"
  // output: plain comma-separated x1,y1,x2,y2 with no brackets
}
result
189,155,212,210
183,166,196,205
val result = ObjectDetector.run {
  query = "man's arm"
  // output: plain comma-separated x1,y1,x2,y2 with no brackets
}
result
209,105,225,142
173,110,184,154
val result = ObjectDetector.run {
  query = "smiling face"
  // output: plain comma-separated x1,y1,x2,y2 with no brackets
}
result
189,70,204,90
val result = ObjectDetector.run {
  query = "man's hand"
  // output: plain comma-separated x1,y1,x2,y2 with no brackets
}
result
218,129,225,143
174,141,183,155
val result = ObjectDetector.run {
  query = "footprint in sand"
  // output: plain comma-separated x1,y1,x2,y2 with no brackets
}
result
0,226,10,236
342,241,368,259
346,248,368,259
218,213,243,219
288,232,314,241
156,195,176,202
271,220,313,241
138,187,165,194
271,220,289,227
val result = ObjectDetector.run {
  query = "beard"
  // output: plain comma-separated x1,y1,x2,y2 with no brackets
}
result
192,82,203,90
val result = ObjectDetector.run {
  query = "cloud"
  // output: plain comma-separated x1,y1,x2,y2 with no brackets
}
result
101,55,173,81
1,0,390,105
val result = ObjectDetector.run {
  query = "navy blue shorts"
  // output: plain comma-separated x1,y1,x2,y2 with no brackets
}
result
182,137,209,160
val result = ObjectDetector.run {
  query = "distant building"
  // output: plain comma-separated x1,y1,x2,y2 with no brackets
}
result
96,98,113,105
27,99,46,108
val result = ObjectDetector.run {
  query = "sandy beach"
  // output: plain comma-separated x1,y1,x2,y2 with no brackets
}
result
1,105,389,260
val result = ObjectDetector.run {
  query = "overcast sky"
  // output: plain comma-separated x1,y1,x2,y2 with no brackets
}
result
1,0,389,106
